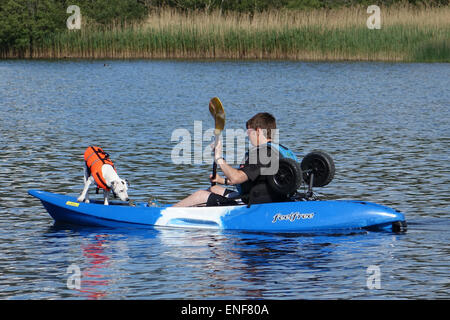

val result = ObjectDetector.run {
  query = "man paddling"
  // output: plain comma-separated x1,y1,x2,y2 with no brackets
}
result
173,112,298,207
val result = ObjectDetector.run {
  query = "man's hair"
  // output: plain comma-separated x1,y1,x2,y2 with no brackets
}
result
246,112,277,140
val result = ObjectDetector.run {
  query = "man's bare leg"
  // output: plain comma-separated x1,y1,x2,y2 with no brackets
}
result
172,190,211,207
172,185,227,207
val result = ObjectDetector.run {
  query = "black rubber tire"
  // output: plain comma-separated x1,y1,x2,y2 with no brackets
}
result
301,150,335,187
267,158,303,195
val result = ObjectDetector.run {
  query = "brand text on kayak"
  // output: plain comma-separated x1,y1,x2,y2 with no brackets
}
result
272,212,314,223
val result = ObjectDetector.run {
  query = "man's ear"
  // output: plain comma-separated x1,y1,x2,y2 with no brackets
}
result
256,127,268,138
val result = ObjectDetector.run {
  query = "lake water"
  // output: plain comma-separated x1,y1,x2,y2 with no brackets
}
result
0,60,449,299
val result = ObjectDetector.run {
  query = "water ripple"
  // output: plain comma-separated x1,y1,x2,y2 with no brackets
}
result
0,60,449,299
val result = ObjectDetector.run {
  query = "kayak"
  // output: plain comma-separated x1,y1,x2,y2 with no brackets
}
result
28,189,407,232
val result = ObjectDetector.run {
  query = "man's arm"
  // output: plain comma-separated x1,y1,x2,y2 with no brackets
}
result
215,158,248,185
212,139,248,185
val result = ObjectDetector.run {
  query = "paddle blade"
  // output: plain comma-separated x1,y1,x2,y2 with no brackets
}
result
209,97,225,135
209,99,216,117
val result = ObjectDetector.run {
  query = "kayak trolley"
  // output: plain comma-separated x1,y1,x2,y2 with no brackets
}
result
268,150,335,200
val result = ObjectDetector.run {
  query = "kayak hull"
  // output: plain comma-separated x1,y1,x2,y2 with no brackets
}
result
28,190,406,232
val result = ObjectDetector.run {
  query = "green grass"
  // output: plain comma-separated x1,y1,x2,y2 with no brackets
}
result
24,7,450,62
413,39,450,62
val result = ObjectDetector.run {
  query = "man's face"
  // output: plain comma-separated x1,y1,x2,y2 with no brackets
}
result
247,128,258,146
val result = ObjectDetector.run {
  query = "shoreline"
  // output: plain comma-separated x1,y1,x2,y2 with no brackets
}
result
1,57,433,63
1,6,449,62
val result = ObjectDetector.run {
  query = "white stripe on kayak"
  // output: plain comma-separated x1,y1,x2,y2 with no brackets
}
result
155,206,235,229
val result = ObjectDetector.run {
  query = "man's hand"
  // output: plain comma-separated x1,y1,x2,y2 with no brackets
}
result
211,138,223,161
210,174,225,185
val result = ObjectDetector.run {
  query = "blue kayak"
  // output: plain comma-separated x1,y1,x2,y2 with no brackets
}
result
28,189,406,232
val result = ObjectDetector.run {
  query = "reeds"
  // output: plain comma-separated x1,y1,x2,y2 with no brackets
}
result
20,5,450,61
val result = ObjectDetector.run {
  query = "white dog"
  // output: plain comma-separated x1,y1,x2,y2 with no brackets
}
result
77,146,129,205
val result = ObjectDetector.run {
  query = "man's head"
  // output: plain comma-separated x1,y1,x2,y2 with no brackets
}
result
246,112,277,146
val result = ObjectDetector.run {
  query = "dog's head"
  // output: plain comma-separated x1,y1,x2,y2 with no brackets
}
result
110,179,129,202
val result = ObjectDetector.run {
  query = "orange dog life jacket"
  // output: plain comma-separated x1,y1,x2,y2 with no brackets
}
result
84,146,116,191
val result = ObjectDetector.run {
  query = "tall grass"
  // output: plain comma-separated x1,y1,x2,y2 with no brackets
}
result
24,5,450,61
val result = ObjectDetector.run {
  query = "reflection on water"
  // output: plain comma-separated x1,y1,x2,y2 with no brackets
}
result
79,235,111,299
0,60,449,299
39,223,449,300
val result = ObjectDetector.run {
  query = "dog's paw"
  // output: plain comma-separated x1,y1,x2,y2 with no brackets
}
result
77,196,90,203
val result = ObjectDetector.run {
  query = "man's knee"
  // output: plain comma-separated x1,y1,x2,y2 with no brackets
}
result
194,189,212,200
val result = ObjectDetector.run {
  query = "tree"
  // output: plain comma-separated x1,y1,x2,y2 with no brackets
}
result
0,0,148,57
0,0,66,57
74,0,148,25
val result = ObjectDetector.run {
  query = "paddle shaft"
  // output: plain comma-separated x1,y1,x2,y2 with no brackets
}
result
211,162,217,186
211,134,219,186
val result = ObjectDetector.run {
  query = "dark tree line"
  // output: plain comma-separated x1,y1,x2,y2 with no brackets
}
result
138,0,449,11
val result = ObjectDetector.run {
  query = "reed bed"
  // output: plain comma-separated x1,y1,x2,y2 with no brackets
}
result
28,5,450,61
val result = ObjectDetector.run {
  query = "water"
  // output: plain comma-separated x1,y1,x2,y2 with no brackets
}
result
0,60,449,299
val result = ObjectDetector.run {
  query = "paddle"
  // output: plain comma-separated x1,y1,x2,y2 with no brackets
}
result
209,97,225,186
